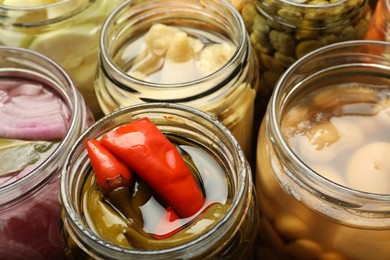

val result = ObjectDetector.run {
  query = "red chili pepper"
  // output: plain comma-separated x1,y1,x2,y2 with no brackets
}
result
153,206,181,239
86,139,133,196
100,117,205,218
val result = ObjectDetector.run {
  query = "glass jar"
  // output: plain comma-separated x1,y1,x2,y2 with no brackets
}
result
95,0,260,159
241,0,372,112
365,0,390,40
0,46,91,258
0,0,124,119
255,40,390,259
60,102,259,259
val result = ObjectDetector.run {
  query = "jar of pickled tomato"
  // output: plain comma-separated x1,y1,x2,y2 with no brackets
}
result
255,40,390,259
0,46,91,258
0,0,124,119
95,0,260,159
241,0,372,113
60,102,259,259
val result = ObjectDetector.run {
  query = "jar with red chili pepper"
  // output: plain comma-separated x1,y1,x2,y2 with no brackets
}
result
0,46,92,259
94,0,260,160
59,103,259,259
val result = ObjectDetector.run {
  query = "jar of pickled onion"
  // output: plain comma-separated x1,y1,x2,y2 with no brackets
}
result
0,0,124,119
95,0,260,159
255,40,390,259
0,46,91,258
60,103,259,259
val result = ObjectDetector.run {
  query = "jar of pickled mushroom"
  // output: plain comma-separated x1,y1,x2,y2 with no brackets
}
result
241,0,372,112
95,0,260,159
0,46,91,258
255,40,390,259
59,102,259,259
0,0,124,119
365,0,390,40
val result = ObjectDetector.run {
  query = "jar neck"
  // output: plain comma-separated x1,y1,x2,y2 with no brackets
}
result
256,0,369,30
61,103,253,258
0,46,88,208
99,0,250,104
267,40,390,227
0,0,92,26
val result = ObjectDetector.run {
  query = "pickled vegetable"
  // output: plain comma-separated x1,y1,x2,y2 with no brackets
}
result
0,78,68,180
281,83,390,194
79,121,231,249
127,23,236,84
99,118,205,218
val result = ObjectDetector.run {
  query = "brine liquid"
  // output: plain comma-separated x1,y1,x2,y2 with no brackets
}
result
255,83,390,260
115,23,236,84
281,83,390,194
80,138,232,250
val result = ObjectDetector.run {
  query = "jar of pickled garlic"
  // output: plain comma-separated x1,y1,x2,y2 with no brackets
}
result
365,0,390,40
255,40,390,259
59,102,259,259
241,0,372,112
0,0,124,119
0,46,91,258
95,0,260,159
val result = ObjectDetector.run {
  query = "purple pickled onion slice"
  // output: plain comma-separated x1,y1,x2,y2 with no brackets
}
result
0,79,70,140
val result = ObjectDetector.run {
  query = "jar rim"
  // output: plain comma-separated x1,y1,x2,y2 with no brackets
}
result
60,102,250,257
99,0,247,90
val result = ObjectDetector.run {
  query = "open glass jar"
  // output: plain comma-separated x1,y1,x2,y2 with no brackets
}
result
0,46,91,258
241,0,372,111
256,40,390,259
60,103,258,259
95,0,259,159
0,0,123,118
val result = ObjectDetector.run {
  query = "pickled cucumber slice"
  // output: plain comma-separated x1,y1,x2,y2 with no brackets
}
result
28,24,100,68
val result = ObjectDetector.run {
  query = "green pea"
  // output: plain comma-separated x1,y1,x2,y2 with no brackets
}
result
338,25,356,41
251,30,272,53
253,15,270,34
277,8,302,19
269,30,296,55
295,40,323,59
319,34,339,46
260,53,285,72
275,52,296,68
